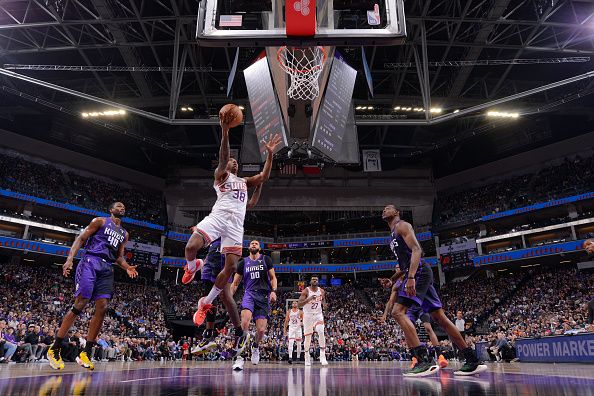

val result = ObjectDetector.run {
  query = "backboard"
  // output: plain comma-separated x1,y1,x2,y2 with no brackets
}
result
196,0,407,47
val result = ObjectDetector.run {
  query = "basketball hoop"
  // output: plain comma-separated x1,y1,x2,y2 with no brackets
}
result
277,46,327,100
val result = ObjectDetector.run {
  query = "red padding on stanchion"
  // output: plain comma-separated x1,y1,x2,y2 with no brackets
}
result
286,0,316,37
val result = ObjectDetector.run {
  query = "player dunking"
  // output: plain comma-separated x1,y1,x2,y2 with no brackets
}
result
189,186,261,355
47,202,138,371
284,301,303,364
230,240,277,371
378,205,486,377
298,276,328,366
183,113,280,352
380,272,447,369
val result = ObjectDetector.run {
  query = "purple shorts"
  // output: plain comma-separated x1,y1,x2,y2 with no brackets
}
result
398,265,442,313
74,255,114,301
201,252,232,284
407,305,431,323
241,290,270,321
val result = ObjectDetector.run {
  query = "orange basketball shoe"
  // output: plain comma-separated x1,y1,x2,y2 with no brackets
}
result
182,259,204,284
193,297,214,326
438,354,449,368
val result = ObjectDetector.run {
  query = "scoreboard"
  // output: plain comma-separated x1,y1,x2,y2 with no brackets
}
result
124,241,160,267
438,239,477,270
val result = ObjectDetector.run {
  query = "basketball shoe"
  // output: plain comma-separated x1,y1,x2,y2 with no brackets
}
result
76,351,94,371
182,259,204,284
47,345,64,370
193,297,214,326
438,354,449,368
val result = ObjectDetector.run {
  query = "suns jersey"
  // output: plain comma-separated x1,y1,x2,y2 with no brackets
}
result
302,287,323,316
288,309,302,329
211,172,248,219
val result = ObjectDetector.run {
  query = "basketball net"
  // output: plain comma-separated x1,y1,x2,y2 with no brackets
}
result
277,46,327,100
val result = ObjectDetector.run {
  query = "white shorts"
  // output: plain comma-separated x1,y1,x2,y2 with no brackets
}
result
195,211,244,255
303,313,324,336
288,326,303,341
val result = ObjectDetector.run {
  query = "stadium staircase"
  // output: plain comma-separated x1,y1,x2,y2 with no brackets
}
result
355,287,375,310
159,288,178,323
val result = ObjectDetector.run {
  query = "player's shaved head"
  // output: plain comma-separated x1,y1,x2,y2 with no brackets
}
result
382,205,399,221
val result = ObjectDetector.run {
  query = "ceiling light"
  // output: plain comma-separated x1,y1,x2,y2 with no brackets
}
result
453,109,460,113
356,106,363,110
487,111,519,118
238,106,245,110
181,107,187,111
430,108,442,113
394,106,401,110
368,106,374,110
187,107,193,111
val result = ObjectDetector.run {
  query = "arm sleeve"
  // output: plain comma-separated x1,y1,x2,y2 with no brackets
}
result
236,259,244,275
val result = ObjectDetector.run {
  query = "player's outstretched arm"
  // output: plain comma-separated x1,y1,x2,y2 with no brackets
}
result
62,217,104,277
247,184,262,208
214,121,231,183
246,134,281,188
115,234,138,278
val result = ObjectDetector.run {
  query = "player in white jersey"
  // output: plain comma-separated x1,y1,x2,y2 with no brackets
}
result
183,114,281,337
298,276,328,366
284,301,303,364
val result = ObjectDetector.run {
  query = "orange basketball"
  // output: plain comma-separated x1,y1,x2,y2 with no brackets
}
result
219,104,243,128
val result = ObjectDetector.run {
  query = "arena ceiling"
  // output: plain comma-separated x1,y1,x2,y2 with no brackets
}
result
0,0,593,178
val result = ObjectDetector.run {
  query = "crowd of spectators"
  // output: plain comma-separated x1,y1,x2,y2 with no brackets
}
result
483,266,594,339
435,154,594,225
0,261,170,364
0,152,165,224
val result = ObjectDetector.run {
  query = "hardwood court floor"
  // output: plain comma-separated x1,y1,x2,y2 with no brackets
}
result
1,360,593,395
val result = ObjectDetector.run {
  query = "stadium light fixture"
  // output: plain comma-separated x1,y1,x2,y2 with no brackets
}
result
453,109,460,113
487,111,519,118
81,109,126,118
430,108,442,113
238,105,245,110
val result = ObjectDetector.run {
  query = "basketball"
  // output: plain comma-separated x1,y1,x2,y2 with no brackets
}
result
219,104,243,128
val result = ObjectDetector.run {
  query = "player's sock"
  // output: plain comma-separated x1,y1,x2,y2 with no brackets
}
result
84,341,95,357
53,337,64,352
461,347,478,363
186,259,198,272
288,340,295,358
203,286,222,305
296,342,302,358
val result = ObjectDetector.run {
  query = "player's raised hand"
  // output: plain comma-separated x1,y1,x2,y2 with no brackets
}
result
127,265,138,279
63,259,74,277
265,134,282,155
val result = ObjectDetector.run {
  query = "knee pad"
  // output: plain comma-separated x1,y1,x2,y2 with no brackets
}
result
71,306,83,316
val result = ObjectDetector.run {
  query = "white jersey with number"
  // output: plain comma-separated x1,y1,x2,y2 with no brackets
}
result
303,287,323,316
211,172,248,219
288,309,302,329
288,309,303,341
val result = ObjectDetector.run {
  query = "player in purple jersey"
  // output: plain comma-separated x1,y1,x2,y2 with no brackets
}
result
230,240,277,371
47,202,138,371
380,267,448,369
378,205,486,377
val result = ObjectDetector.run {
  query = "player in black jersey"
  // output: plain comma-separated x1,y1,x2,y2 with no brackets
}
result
378,205,487,377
